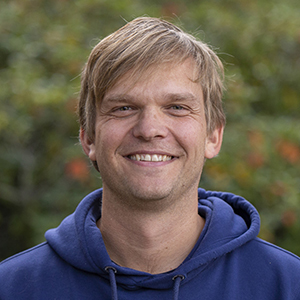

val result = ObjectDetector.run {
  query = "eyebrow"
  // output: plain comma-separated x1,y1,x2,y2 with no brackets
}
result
164,92,199,102
102,94,135,104
103,92,199,104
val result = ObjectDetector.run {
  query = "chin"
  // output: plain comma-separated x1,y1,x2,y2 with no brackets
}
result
125,187,175,204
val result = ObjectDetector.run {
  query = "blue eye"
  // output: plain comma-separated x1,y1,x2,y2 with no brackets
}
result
172,105,184,110
166,104,190,117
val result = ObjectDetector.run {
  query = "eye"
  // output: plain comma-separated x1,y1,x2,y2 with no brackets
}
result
171,105,184,110
166,104,190,116
118,106,132,111
108,105,137,118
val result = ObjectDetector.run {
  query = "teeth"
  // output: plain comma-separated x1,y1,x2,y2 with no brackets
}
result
152,155,159,162
144,154,151,161
129,154,172,162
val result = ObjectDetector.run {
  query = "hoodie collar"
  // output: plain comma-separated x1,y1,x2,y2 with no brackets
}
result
45,188,260,290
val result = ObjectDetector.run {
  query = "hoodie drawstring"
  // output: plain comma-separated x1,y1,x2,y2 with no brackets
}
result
172,275,185,300
105,267,184,300
105,266,118,300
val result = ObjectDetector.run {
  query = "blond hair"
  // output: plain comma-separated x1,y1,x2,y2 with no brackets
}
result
79,17,226,141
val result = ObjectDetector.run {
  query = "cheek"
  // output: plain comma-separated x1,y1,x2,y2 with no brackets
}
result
174,119,206,148
95,122,129,157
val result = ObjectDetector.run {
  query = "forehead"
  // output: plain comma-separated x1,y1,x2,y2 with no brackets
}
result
102,59,202,102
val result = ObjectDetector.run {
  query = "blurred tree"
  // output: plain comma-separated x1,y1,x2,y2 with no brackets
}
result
0,0,299,260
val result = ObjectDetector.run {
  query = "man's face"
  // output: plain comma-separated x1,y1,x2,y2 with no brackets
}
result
81,59,223,205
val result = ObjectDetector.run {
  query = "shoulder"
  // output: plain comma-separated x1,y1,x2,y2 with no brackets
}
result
243,238,300,292
0,242,64,282
218,238,300,298
0,242,67,299
250,237,300,265
0,242,103,300
0,242,55,272
224,237,300,277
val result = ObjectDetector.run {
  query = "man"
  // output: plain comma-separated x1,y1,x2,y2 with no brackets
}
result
1,17,300,300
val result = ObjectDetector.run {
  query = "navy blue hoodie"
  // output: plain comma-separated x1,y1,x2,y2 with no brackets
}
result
1,188,300,299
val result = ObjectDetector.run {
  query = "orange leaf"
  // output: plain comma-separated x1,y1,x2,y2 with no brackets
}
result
65,158,89,182
281,210,297,228
276,140,300,164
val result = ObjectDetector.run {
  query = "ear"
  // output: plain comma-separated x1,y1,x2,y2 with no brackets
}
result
205,126,224,159
79,128,96,161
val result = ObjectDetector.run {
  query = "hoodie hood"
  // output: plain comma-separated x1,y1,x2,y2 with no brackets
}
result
45,188,260,290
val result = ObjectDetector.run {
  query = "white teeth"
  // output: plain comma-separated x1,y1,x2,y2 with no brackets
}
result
144,154,151,161
152,155,159,162
129,154,172,162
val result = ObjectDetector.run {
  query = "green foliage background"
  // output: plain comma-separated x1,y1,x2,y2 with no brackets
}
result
0,0,299,260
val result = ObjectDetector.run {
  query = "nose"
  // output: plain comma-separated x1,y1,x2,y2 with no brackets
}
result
132,107,168,141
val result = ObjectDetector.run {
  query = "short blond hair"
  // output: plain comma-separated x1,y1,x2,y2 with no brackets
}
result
79,17,226,141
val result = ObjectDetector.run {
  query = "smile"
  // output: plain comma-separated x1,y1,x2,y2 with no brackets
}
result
128,154,172,162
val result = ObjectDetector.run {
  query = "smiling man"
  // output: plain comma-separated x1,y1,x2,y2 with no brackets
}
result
80,58,221,275
1,17,300,300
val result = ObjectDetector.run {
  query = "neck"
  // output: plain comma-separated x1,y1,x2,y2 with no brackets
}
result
98,189,204,274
